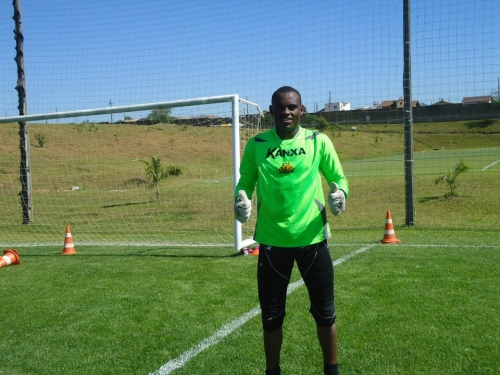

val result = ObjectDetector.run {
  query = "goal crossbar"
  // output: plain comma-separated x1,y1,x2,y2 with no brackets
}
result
0,94,260,123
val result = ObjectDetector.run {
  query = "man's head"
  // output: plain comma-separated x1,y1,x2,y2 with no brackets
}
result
270,86,304,140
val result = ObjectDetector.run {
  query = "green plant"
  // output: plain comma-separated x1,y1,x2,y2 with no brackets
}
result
166,165,182,176
435,159,469,197
34,133,46,147
137,156,182,201
464,119,496,129
75,123,85,133
262,113,274,127
305,114,330,131
88,122,99,132
77,119,99,133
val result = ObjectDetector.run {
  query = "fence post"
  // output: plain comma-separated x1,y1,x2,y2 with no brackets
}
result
13,0,33,223
403,0,415,225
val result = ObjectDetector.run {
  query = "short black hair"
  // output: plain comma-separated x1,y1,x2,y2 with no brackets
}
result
271,86,302,105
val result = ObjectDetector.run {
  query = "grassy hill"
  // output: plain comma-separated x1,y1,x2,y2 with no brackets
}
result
0,119,498,246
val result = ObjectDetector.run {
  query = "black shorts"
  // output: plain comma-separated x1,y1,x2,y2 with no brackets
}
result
257,239,336,331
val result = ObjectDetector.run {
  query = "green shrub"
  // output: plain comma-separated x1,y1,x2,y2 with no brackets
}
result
464,119,496,129
34,133,46,147
306,114,330,131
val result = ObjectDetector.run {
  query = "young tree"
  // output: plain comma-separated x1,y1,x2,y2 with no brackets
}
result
137,156,182,201
435,159,469,197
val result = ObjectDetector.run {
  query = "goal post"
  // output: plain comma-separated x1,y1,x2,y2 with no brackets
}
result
0,94,261,251
231,96,260,252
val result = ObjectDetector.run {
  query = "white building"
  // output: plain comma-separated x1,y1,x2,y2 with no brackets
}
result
325,102,351,112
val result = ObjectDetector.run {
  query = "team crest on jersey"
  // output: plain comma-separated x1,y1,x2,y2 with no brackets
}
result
278,162,295,174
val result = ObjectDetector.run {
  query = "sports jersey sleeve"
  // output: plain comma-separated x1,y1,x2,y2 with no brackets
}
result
234,137,258,201
318,134,349,198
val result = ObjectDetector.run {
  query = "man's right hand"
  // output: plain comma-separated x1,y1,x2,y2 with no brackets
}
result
234,190,252,223
328,182,346,216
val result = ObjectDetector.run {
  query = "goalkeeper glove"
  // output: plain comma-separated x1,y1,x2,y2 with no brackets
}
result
234,190,252,223
328,182,346,216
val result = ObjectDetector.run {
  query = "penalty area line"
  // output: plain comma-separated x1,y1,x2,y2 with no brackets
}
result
148,307,261,375
482,159,500,171
148,244,376,375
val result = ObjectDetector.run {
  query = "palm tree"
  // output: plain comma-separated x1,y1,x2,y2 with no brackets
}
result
138,156,182,201
435,160,469,197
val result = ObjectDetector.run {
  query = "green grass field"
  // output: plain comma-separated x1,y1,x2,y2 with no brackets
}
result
1,119,499,374
1,240,499,375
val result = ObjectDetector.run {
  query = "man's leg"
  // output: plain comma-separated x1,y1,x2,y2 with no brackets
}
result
296,241,338,374
258,245,294,374
264,327,283,372
317,323,338,365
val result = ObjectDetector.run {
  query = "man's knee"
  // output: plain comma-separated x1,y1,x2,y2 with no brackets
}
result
262,310,286,332
310,308,336,327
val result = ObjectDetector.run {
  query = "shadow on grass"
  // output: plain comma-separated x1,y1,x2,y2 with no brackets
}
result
18,248,240,259
419,196,443,203
102,201,151,208
419,195,465,203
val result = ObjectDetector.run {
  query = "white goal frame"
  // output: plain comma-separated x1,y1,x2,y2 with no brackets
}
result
0,94,261,251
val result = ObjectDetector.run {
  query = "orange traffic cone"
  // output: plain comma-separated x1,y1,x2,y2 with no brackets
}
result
380,211,401,244
0,249,21,268
61,225,77,255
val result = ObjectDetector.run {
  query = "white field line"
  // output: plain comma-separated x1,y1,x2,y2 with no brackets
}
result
4,242,500,249
481,159,500,171
149,244,376,375
0,242,234,248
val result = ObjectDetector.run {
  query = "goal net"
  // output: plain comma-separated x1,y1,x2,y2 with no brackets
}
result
0,95,262,250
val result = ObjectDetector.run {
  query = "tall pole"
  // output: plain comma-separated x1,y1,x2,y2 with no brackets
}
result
109,99,113,123
403,0,415,225
231,95,242,250
13,0,33,224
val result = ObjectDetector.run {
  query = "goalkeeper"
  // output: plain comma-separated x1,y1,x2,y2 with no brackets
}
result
234,86,349,375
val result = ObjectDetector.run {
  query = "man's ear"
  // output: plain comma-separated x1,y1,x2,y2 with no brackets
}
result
269,105,273,114
300,104,305,114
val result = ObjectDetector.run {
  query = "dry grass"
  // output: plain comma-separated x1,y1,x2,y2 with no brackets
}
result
0,120,499,245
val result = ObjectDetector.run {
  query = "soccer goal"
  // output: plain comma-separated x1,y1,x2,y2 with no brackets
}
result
0,95,261,251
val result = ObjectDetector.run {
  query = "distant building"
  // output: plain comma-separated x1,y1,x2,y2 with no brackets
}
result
116,118,141,124
430,99,452,106
380,97,420,109
461,96,493,105
136,118,155,125
325,102,351,112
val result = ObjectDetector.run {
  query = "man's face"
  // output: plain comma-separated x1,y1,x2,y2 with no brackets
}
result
269,91,304,139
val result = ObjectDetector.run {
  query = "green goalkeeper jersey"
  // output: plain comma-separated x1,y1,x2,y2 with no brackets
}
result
235,126,349,248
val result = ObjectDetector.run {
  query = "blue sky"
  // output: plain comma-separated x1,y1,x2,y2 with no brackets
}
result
0,0,498,118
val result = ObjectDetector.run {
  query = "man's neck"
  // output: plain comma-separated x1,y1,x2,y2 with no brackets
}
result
276,126,300,140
